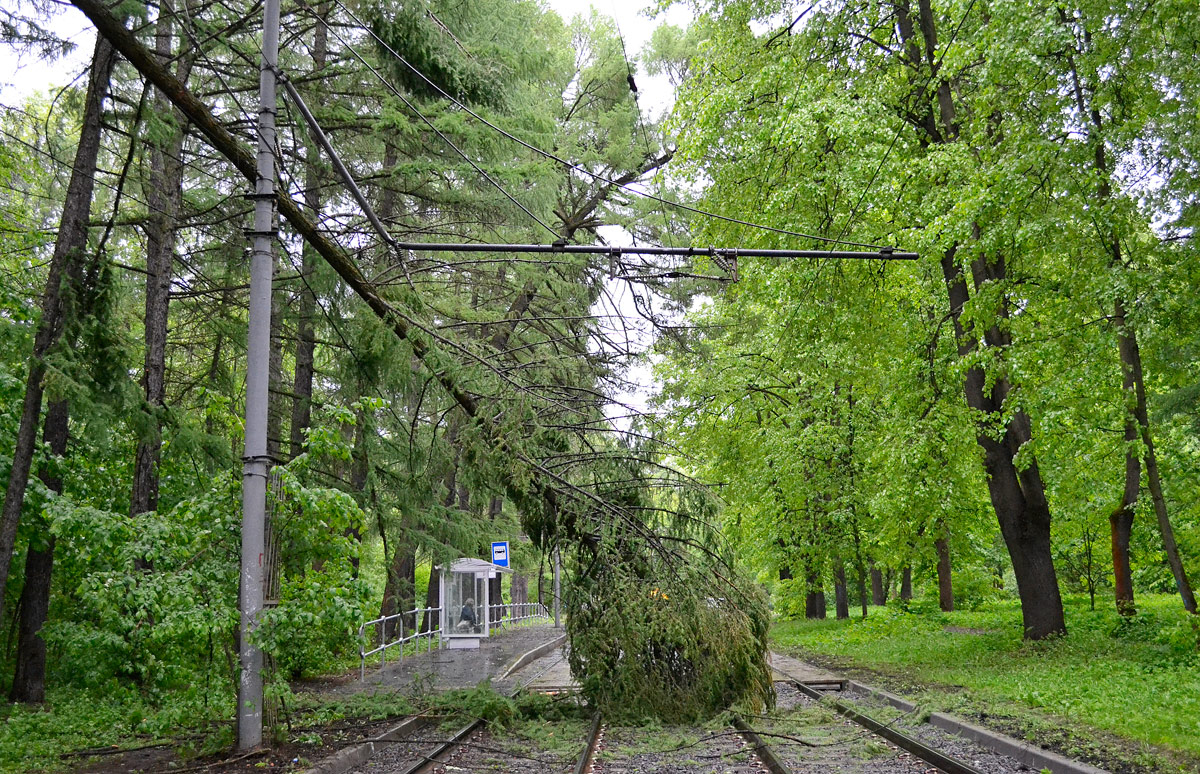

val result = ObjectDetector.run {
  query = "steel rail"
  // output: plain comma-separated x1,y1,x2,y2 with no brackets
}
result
390,645,568,774
789,680,986,774
731,714,793,774
572,713,604,774
392,718,484,774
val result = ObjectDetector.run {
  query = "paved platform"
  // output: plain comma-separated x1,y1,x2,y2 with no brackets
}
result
768,650,845,689
333,624,565,697
509,646,577,692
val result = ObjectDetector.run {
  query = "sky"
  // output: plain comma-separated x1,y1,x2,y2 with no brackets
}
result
0,1,690,104
0,3,95,101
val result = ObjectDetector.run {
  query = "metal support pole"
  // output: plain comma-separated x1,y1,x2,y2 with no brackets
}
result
238,0,280,752
553,549,561,629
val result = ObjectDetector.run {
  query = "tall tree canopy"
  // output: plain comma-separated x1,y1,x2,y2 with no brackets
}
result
656,0,1200,637
0,0,770,722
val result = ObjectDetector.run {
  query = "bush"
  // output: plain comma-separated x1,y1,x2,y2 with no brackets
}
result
566,544,773,722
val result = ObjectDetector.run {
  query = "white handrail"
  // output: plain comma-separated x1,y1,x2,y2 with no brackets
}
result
358,602,551,680
486,602,550,633
358,605,440,681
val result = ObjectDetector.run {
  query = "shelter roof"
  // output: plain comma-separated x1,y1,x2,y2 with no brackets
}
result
439,557,511,574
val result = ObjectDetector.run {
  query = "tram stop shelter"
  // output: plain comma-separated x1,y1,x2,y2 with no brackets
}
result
439,557,511,649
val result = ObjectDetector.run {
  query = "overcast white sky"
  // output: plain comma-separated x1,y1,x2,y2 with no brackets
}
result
0,1,690,103
0,4,94,101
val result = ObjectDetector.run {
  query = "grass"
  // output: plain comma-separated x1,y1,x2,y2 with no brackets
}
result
771,594,1200,770
506,717,588,757
0,683,234,773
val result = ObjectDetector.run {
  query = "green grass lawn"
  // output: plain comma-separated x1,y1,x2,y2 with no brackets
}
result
771,594,1200,769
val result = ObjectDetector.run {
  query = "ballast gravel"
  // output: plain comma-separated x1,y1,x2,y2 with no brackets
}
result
782,682,1036,774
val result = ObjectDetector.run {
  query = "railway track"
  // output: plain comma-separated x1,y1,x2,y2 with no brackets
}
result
570,679,996,774
346,648,565,774
785,679,985,774
347,657,1006,774
572,710,795,774
396,688,996,774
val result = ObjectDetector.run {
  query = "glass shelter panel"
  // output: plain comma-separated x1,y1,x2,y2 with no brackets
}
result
447,572,486,635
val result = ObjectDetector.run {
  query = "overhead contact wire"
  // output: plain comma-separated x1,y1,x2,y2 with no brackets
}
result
303,13,561,240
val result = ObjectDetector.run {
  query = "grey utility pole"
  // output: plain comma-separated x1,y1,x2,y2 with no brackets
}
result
238,0,280,751
553,549,561,628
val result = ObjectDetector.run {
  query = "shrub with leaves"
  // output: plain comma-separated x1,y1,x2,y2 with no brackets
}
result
565,537,773,722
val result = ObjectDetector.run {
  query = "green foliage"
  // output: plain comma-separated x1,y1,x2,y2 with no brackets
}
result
290,689,415,727
771,577,811,619
0,684,232,774
947,565,1003,611
429,684,518,728
656,0,1200,639
567,538,773,722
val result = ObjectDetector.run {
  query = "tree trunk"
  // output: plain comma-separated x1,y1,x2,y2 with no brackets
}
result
132,6,191,527
1143,427,1197,612
902,0,1066,640
1063,29,1192,616
833,562,849,620
0,34,118,620
1111,303,1139,616
870,562,886,606
935,535,954,612
805,589,826,619
9,536,54,702
346,406,370,574
845,386,868,618
855,561,868,618
421,565,440,634
379,541,416,639
289,4,329,460
940,248,1066,638
397,549,416,631
511,573,528,606
804,567,825,619
537,555,546,605
1116,298,1196,612
900,565,913,602
11,398,69,702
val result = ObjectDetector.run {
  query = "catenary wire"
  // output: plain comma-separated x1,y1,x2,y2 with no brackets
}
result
292,13,561,240
826,0,980,253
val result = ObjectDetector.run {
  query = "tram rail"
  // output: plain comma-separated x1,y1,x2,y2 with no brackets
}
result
568,673,995,774
784,677,986,774
338,649,999,774
573,709,794,774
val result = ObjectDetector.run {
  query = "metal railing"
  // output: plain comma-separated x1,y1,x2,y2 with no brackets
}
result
359,602,552,680
487,602,550,633
358,606,440,681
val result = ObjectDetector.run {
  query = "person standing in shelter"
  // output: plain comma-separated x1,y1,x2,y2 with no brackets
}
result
458,598,478,632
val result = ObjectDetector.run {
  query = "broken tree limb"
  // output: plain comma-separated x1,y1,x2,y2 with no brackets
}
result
68,0,481,420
